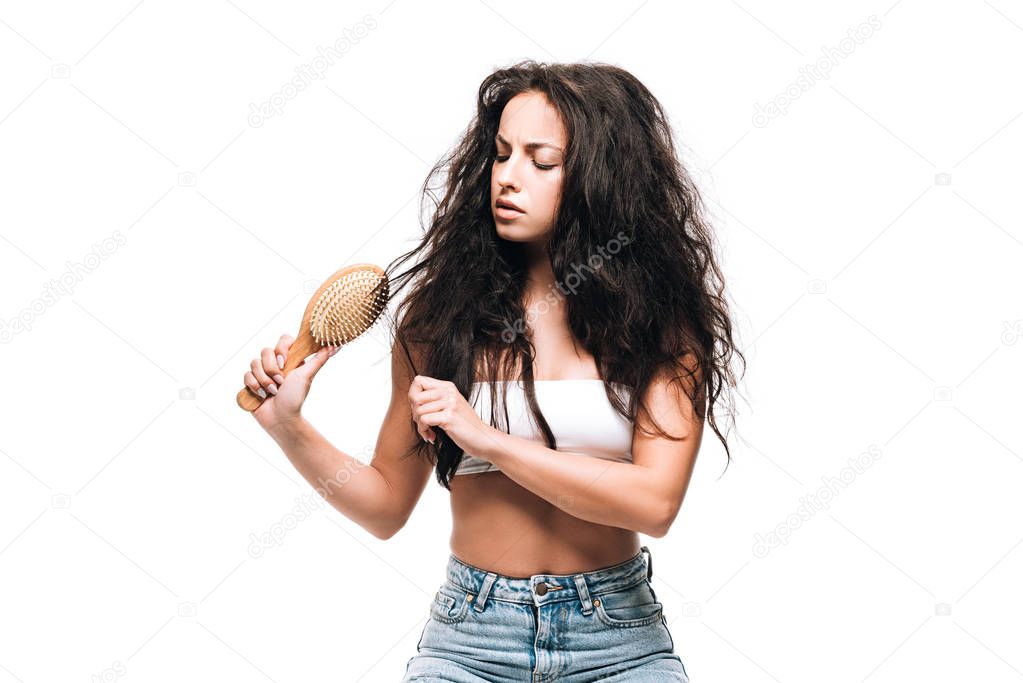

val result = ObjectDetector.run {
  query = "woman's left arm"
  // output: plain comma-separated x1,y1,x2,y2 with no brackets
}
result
409,366,704,537
481,371,703,537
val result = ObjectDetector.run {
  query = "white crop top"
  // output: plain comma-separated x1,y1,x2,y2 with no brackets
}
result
454,379,635,476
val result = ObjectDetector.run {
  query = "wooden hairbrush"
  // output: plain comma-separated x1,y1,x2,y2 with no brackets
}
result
236,262,390,412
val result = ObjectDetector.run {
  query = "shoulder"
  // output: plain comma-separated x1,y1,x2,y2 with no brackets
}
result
634,353,705,436
390,336,428,388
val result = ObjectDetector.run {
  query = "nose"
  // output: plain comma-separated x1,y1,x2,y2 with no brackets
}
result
494,157,521,192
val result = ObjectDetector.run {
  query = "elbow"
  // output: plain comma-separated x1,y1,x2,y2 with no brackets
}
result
647,499,681,539
370,513,409,541
646,521,669,539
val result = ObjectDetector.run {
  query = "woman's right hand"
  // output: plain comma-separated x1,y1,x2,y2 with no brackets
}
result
243,333,339,432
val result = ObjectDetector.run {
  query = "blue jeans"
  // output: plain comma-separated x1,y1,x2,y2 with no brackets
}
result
402,546,690,682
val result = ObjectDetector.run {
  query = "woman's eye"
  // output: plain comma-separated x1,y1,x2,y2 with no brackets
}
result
494,155,555,171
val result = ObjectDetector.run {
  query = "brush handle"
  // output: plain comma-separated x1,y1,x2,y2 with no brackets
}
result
235,331,324,412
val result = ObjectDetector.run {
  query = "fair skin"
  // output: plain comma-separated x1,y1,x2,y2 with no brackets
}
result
242,91,702,577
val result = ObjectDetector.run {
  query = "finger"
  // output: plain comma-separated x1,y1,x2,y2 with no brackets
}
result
413,397,454,419
244,371,268,399
292,346,337,382
418,411,448,434
262,347,285,386
411,375,439,392
419,409,449,424
409,388,444,407
275,334,295,370
411,415,435,444
250,355,277,395
414,418,432,443
411,402,443,445
407,382,436,406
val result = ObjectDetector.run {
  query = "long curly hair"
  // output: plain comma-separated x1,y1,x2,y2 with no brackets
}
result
381,59,746,490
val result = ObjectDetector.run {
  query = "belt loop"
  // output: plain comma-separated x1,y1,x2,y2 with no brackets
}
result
641,545,653,580
473,572,497,612
573,574,594,615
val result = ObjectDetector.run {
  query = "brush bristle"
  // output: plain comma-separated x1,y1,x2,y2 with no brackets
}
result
309,267,389,346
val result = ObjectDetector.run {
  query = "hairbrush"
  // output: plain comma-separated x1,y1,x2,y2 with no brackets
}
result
236,262,390,412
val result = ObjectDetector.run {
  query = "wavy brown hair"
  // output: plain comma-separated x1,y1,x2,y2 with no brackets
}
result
381,60,746,490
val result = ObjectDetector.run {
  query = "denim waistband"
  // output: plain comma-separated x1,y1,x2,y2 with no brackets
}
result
444,546,653,613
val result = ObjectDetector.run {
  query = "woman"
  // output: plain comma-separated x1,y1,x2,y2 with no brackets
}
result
243,61,744,682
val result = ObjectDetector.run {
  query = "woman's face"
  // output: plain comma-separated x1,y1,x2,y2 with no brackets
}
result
490,91,567,243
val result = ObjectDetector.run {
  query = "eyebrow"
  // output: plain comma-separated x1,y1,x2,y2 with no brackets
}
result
495,133,563,153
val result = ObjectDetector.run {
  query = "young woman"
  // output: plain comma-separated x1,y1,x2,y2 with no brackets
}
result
243,61,743,682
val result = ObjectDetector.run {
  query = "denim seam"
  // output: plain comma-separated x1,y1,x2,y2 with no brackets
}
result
448,574,648,601
431,590,470,624
590,576,651,597
592,600,664,628
448,550,646,581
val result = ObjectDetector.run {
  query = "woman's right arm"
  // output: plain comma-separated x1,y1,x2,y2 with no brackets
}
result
245,335,434,540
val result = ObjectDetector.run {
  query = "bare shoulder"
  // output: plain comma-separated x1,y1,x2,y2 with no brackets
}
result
631,354,704,469
634,353,705,433
390,336,428,389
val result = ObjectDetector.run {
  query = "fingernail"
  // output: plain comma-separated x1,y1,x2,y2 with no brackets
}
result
273,374,285,384
277,354,285,370
267,383,277,396
257,388,267,399
329,346,340,356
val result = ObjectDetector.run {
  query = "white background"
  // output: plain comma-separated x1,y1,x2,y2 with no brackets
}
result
1,1,1021,681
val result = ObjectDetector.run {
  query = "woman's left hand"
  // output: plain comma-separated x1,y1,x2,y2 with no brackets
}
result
408,375,503,456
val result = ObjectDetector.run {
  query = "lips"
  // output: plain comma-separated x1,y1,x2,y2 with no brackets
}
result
495,198,524,213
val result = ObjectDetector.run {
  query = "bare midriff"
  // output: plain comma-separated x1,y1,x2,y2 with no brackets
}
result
449,315,641,578
448,469,641,578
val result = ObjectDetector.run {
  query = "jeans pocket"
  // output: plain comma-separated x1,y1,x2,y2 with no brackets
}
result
429,581,472,625
592,579,664,628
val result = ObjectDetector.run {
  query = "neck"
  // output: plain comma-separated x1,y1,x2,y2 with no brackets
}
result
521,238,556,299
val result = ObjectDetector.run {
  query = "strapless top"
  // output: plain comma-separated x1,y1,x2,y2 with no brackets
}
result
453,379,635,476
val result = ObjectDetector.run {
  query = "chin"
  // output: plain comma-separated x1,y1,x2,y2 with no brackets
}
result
495,224,534,241
494,216,552,243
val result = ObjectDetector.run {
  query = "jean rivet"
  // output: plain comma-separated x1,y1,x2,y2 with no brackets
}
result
593,598,601,606
466,594,474,601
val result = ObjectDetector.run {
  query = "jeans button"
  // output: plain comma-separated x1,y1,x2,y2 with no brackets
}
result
535,582,548,596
